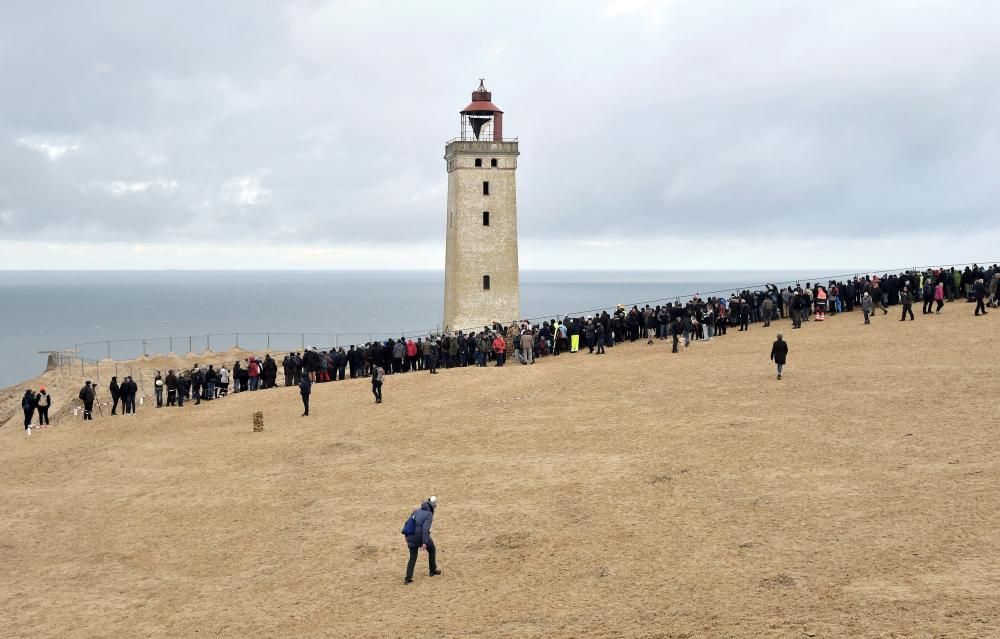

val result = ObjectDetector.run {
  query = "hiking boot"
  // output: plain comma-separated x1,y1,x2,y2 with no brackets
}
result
404,578,413,585
429,569,442,577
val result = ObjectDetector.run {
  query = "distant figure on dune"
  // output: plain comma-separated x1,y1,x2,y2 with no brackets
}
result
35,387,51,426
770,334,789,381
973,279,988,316
862,292,873,324
78,381,95,420
372,364,384,403
22,389,36,431
109,376,121,415
299,376,311,417
154,371,164,407
900,287,915,321
403,496,440,585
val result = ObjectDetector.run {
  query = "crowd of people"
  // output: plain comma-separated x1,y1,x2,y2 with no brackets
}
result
16,264,998,432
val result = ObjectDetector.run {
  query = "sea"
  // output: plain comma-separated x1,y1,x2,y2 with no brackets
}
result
0,269,844,388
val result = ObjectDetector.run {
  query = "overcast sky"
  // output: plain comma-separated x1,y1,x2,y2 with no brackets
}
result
2,0,998,270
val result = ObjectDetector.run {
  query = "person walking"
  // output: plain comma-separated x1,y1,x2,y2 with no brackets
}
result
933,281,945,314
35,387,51,427
372,364,385,403
770,334,789,380
299,376,312,416
862,292,873,325
403,496,441,584
900,287,915,321
79,381,96,420
974,279,988,316
22,389,36,431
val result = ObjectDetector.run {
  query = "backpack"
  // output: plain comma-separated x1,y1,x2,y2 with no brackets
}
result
401,513,416,536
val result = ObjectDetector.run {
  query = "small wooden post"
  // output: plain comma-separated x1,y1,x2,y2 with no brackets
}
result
253,410,264,432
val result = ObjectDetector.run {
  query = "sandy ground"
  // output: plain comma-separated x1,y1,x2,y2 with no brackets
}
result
1,305,998,638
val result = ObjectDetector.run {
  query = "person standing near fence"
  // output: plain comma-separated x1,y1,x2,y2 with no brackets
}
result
154,372,164,407
123,376,138,414
35,387,51,426
166,370,177,406
218,365,230,396
79,381,95,420
109,376,121,415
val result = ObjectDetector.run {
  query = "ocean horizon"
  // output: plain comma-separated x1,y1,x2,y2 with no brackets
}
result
0,268,893,387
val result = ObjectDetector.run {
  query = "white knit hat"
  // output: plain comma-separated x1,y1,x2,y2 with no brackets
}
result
429,495,438,507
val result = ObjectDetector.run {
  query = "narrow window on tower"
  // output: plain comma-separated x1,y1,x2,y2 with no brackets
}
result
483,181,490,195
483,275,491,291
490,158,498,167
474,158,482,167
483,211,490,226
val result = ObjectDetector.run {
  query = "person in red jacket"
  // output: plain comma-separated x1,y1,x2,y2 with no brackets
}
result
492,333,507,367
248,357,262,391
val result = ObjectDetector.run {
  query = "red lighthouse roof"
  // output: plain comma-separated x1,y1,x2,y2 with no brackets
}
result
460,79,503,114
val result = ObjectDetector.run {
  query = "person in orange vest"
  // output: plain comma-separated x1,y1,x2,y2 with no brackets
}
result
492,333,507,367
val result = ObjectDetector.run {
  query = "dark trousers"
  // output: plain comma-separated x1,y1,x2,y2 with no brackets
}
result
38,406,49,425
922,300,933,314
372,381,382,402
863,310,870,324
935,299,944,312
671,333,679,353
596,337,605,354
901,304,914,320
406,544,437,580
111,396,120,414
301,395,309,416
975,298,987,315
83,401,94,420
24,409,34,428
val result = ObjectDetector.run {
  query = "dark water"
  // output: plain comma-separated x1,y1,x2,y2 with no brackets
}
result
0,269,841,387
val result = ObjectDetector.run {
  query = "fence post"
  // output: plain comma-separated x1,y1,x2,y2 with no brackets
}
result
301,333,305,348
142,339,148,357
267,333,271,350
169,337,173,353
236,332,240,348
189,336,193,353
106,341,111,359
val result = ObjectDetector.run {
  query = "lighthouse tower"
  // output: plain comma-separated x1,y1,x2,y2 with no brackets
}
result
443,80,521,332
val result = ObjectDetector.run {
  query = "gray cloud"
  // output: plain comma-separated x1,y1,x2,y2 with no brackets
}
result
1,0,999,253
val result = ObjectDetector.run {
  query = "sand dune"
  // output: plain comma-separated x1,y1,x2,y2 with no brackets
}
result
1,306,998,638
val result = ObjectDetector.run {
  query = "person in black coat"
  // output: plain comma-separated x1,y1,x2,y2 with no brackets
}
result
22,389,36,430
109,377,121,415
299,377,312,416
770,334,789,380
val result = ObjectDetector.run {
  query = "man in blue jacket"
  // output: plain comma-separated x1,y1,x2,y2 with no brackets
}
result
404,496,441,584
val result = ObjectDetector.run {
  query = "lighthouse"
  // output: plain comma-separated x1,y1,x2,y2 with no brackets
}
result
443,80,521,332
